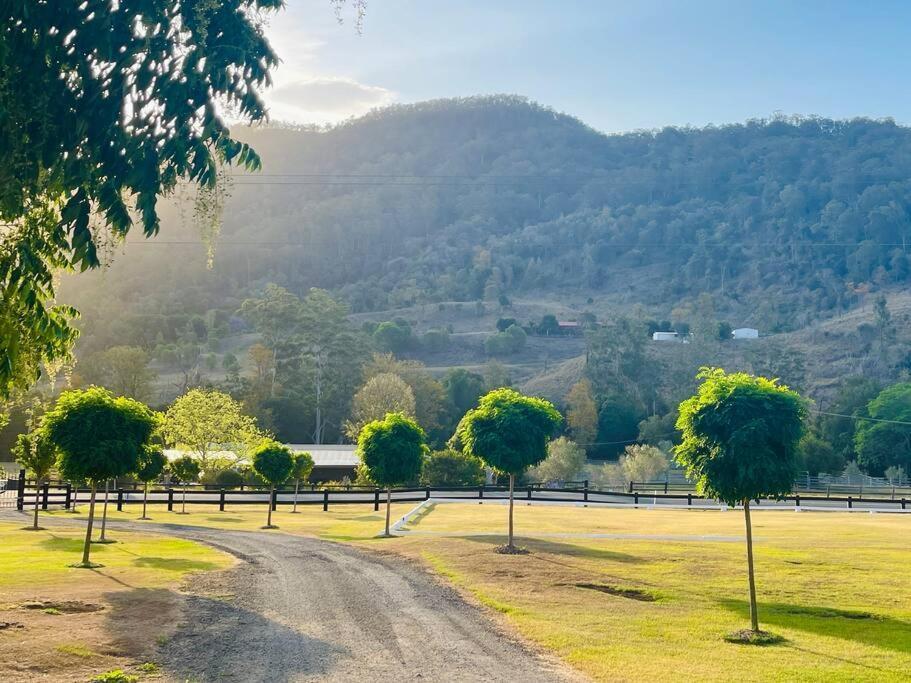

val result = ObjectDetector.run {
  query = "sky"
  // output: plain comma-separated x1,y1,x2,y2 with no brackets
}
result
262,0,911,133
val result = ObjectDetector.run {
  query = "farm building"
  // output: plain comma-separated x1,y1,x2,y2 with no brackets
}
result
652,331,681,342
732,327,759,340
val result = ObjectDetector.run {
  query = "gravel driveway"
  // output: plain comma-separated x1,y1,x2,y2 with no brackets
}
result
104,522,575,682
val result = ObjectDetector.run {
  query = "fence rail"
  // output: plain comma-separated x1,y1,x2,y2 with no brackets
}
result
9,471,910,514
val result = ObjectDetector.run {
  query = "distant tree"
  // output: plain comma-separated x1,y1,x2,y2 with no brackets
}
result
717,321,733,341
565,380,598,445
453,389,561,553
362,355,447,437
873,295,896,357
483,361,512,391
421,449,486,487
620,444,670,483
675,368,805,638
345,373,416,440
637,412,679,446
161,389,264,470
854,383,911,476
528,437,586,484
169,456,201,515
81,346,156,402
819,377,881,461
372,320,412,353
252,442,294,529
798,433,843,476
421,328,450,352
358,413,427,537
289,451,315,514
13,429,57,530
484,325,527,356
42,388,156,567
443,369,486,420
135,447,167,521
538,314,560,336
496,318,518,333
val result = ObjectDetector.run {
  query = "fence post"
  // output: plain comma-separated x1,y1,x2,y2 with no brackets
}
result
795,493,800,508
902,498,906,510
687,492,692,506
374,488,380,512
628,481,633,494
271,488,277,512
219,489,226,512
479,485,484,504
847,495,853,509
583,481,589,502
664,481,668,494
323,490,329,512
167,488,174,511
634,492,639,506
64,482,72,510
527,485,532,501
116,488,124,512
42,481,50,510
16,469,25,511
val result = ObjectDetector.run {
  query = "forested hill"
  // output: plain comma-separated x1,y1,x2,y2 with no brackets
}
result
62,95,911,352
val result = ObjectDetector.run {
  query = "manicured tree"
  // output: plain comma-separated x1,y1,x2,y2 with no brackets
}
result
675,368,806,640
169,456,201,515
252,442,295,529
136,447,167,521
289,451,315,514
41,388,156,567
358,413,427,537
452,389,561,553
13,430,57,530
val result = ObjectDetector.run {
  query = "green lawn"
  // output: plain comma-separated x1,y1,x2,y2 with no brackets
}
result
0,521,234,590
393,504,911,682
45,501,418,542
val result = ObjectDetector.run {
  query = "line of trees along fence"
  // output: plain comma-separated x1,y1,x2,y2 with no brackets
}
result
9,471,910,513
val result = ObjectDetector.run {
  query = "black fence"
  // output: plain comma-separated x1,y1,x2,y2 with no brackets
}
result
10,471,911,514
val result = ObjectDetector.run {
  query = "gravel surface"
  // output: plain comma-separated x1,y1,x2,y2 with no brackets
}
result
71,519,576,682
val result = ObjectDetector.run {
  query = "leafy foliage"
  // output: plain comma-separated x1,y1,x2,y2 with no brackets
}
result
675,368,807,505
252,442,295,487
42,387,156,484
528,437,586,483
453,388,562,475
345,373,416,440
135,447,167,484
291,451,315,483
168,455,200,484
421,449,486,487
357,413,427,488
13,429,58,481
854,382,911,476
0,0,282,395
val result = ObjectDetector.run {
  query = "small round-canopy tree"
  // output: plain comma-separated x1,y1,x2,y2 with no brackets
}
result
169,456,201,515
289,451,315,514
42,387,156,567
452,389,561,553
13,429,58,530
358,413,427,537
136,446,167,521
252,442,295,528
675,368,805,640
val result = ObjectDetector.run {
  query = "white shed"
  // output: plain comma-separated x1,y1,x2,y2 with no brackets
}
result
732,327,759,340
652,331,680,342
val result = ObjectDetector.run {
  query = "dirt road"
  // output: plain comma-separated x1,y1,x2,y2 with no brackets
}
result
103,522,574,682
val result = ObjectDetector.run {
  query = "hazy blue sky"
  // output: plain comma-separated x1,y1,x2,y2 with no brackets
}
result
263,1,910,132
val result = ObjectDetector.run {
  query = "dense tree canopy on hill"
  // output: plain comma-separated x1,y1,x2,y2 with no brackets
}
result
60,96,911,355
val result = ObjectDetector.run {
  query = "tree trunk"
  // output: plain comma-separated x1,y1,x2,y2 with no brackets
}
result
32,477,41,529
385,487,392,537
141,481,149,519
99,479,110,541
743,498,760,632
292,479,299,513
507,473,515,549
267,487,274,527
182,483,188,513
81,485,97,566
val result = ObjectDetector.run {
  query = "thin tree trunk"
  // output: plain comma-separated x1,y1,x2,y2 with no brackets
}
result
385,487,392,537
182,483,188,513
292,479,299,513
508,473,515,549
99,479,109,541
266,487,275,527
33,477,41,529
743,499,759,632
81,485,97,566
141,481,149,519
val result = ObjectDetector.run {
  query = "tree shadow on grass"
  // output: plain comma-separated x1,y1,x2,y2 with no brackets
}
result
459,535,646,563
133,556,221,572
205,516,244,523
717,598,911,656
40,534,92,554
105,588,345,682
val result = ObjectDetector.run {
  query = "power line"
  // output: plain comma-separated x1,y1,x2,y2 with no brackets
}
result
814,409,911,426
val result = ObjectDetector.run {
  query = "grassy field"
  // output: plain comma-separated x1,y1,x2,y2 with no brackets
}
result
45,501,419,541
0,521,234,681
390,503,911,682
